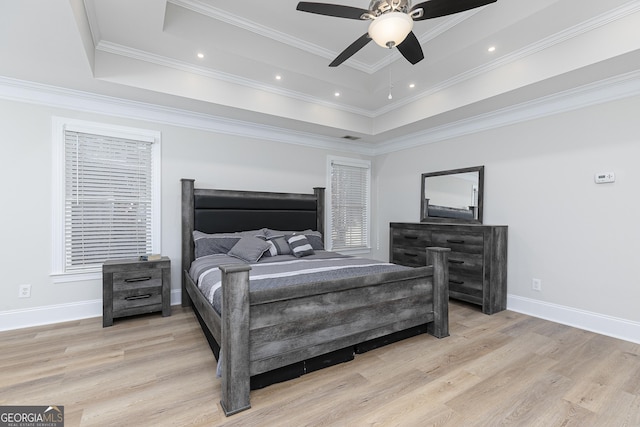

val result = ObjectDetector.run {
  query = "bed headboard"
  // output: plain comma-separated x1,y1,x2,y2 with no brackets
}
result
181,179,325,303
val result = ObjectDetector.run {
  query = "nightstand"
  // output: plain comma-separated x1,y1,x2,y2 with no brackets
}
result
102,257,171,327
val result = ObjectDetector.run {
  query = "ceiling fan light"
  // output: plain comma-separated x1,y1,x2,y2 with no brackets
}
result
368,12,414,48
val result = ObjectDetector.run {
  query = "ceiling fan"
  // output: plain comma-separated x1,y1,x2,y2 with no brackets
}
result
296,0,497,67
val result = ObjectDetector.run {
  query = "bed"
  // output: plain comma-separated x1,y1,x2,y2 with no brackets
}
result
180,179,450,416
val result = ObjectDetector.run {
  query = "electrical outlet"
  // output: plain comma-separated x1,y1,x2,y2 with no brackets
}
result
532,278,541,292
18,284,31,298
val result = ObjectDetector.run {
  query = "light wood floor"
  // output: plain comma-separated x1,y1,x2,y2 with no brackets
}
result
1,301,639,426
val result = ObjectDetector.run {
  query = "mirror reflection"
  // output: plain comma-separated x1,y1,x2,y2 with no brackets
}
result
420,166,484,223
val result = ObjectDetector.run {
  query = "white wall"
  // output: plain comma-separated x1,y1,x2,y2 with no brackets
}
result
2,88,639,343
0,98,370,328
373,93,640,340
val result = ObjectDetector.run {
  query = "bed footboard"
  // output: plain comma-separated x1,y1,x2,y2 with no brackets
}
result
219,247,449,416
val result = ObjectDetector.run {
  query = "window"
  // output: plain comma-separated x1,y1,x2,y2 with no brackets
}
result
326,156,371,252
52,118,161,281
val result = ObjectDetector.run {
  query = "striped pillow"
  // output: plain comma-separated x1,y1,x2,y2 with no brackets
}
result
287,234,315,257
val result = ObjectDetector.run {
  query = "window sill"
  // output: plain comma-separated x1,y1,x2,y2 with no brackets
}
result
331,247,371,256
51,271,101,284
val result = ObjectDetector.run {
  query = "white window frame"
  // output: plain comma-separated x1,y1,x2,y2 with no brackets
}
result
326,155,371,254
51,117,161,282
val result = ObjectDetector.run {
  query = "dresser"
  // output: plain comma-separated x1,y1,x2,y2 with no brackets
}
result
102,257,171,327
390,223,507,314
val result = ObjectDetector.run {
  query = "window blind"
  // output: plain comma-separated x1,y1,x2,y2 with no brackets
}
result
64,131,154,271
330,160,370,251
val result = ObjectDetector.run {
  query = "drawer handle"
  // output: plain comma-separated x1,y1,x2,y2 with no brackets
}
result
449,259,464,264
450,280,464,285
124,276,152,283
125,294,152,301
403,235,418,240
403,252,418,257
446,239,465,244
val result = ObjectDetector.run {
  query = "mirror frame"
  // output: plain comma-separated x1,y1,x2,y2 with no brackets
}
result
420,165,484,224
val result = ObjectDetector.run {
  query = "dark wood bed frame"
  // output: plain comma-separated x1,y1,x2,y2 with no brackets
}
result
180,179,450,416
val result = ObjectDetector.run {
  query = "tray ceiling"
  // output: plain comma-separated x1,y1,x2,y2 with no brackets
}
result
1,0,639,146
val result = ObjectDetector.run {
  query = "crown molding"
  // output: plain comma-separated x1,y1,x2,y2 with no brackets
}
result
1,68,638,158
0,76,376,155
373,69,640,155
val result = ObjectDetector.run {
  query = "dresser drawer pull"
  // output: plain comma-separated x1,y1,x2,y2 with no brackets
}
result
446,239,465,244
403,235,418,240
449,279,465,285
449,259,464,264
125,294,152,301
124,276,152,283
403,252,418,257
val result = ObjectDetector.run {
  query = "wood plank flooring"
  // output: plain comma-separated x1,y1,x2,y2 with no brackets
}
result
1,301,639,426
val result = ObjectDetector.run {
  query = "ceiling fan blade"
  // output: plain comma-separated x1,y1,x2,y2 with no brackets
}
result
296,2,370,19
411,0,497,20
329,33,372,67
396,31,424,65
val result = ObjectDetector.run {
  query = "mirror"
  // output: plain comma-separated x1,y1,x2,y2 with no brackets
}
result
420,166,484,223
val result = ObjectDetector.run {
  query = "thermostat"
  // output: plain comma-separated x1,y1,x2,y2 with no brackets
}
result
595,172,615,184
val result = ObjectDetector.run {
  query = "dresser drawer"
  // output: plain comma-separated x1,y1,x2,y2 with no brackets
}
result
431,230,484,254
391,245,427,267
447,251,483,275
449,271,483,297
391,228,431,249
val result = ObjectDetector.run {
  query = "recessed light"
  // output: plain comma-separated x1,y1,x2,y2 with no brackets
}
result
334,92,340,97
197,52,205,59
487,46,496,53
275,74,282,80
409,83,415,88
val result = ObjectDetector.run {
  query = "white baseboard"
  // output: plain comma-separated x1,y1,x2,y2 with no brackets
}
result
3,292,638,344
507,295,640,344
0,289,184,332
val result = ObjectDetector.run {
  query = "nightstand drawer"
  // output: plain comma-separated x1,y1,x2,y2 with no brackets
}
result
113,285,163,314
113,268,163,290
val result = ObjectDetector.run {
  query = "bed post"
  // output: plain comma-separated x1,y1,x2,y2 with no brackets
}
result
426,247,450,338
314,187,325,238
181,179,195,307
219,264,252,416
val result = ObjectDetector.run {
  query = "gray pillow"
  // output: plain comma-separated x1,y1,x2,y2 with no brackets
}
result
227,236,271,263
265,229,324,250
267,236,292,255
193,230,264,258
287,234,315,258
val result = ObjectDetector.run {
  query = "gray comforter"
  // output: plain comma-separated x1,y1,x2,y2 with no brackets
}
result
189,251,410,314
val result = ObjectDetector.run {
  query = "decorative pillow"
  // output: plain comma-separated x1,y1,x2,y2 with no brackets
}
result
227,236,271,263
304,231,324,251
268,236,292,255
261,239,278,257
193,231,242,258
265,229,324,250
194,230,265,259
287,234,315,258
